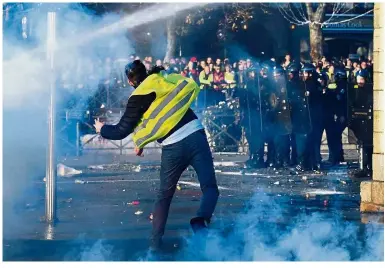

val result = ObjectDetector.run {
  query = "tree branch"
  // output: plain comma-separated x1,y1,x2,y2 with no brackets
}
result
305,3,314,21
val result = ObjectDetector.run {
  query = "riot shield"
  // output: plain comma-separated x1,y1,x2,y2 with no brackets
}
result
263,76,293,135
288,79,312,134
347,83,373,145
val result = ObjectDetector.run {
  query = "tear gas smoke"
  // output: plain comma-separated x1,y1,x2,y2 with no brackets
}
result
2,2,203,238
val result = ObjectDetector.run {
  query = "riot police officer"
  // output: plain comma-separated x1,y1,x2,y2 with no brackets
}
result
322,64,340,166
301,64,323,171
333,67,349,163
348,72,373,177
259,61,276,167
266,64,292,168
287,63,312,171
240,67,265,168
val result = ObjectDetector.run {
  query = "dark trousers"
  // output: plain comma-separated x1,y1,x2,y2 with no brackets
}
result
334,120,348,162
274,134,290,165
151,129,219,241
243,109,264,158
295,133,309,166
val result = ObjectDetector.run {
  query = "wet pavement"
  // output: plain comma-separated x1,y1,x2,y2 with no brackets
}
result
3,153,384,261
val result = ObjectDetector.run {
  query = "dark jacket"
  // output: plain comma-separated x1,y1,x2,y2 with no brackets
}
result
100,93,197,143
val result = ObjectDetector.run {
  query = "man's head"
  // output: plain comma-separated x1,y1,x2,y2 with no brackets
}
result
328,64,335,74
361,60,367,70
246,58,252,67
346,59,352,68
214,65,221,73
200,60,206,68
144,61,151,71
125,60,148,88
216,58,221,65
156,59,162,66
207,57,212,64
204,65,210,74
285,53,291,62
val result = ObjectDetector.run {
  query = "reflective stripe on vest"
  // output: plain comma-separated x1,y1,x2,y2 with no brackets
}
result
139,80,188,130
135,90,194,147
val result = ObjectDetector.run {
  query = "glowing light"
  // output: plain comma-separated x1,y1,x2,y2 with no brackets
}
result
291,25,296,30
243,24,247,30
147,32,151,36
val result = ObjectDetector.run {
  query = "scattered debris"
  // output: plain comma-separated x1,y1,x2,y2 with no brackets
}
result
75,179,85,184
305,193,310,199
127,200,140,206
88,165,104,170
65,198,73,203
341,180,347,185
277,194,282,197
134,165,141,172
302,176,307,181
135,210,143,215
323,200,328,206
274,181,280,185
288,179,294,182
176,185,182,191
309,182,314,185
149,213,154,220
123,189,126,192
213,161,238,167
174,244,178,248
57,163,82,177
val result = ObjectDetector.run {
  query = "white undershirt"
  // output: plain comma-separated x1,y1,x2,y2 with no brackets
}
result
161,119,204,146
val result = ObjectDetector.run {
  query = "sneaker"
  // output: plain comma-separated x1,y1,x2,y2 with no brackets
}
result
190,217,208,234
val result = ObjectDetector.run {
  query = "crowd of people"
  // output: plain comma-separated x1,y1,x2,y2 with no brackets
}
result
59,51,373,178
131,53,373,177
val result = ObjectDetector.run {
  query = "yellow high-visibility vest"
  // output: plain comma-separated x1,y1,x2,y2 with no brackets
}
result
326,72,337,90
131,71,200,148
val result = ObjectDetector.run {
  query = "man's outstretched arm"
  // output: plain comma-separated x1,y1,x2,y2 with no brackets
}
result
99,92,156,140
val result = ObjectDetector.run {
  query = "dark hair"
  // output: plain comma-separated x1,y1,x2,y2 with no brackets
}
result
148,65,165,75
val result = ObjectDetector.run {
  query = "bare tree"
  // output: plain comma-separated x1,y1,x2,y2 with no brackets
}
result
275,3,374,61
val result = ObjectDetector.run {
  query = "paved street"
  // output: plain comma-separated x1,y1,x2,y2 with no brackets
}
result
3,153,384,261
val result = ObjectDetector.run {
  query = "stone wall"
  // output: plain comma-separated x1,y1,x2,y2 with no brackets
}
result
360,3,385,212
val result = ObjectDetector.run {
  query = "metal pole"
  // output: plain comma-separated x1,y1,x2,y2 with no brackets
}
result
45,12,57,223
76,121,80,157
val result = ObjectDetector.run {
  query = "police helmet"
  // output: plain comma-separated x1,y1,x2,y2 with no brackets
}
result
287,63,300,74
335,68,347,80
301,63,316,75
124,60,148,88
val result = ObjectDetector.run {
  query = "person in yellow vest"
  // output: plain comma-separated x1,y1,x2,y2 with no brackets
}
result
199,65,214,106
94,60,219,250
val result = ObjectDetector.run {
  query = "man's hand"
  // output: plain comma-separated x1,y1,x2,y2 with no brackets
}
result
135,147,144,157
94,118,104,134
